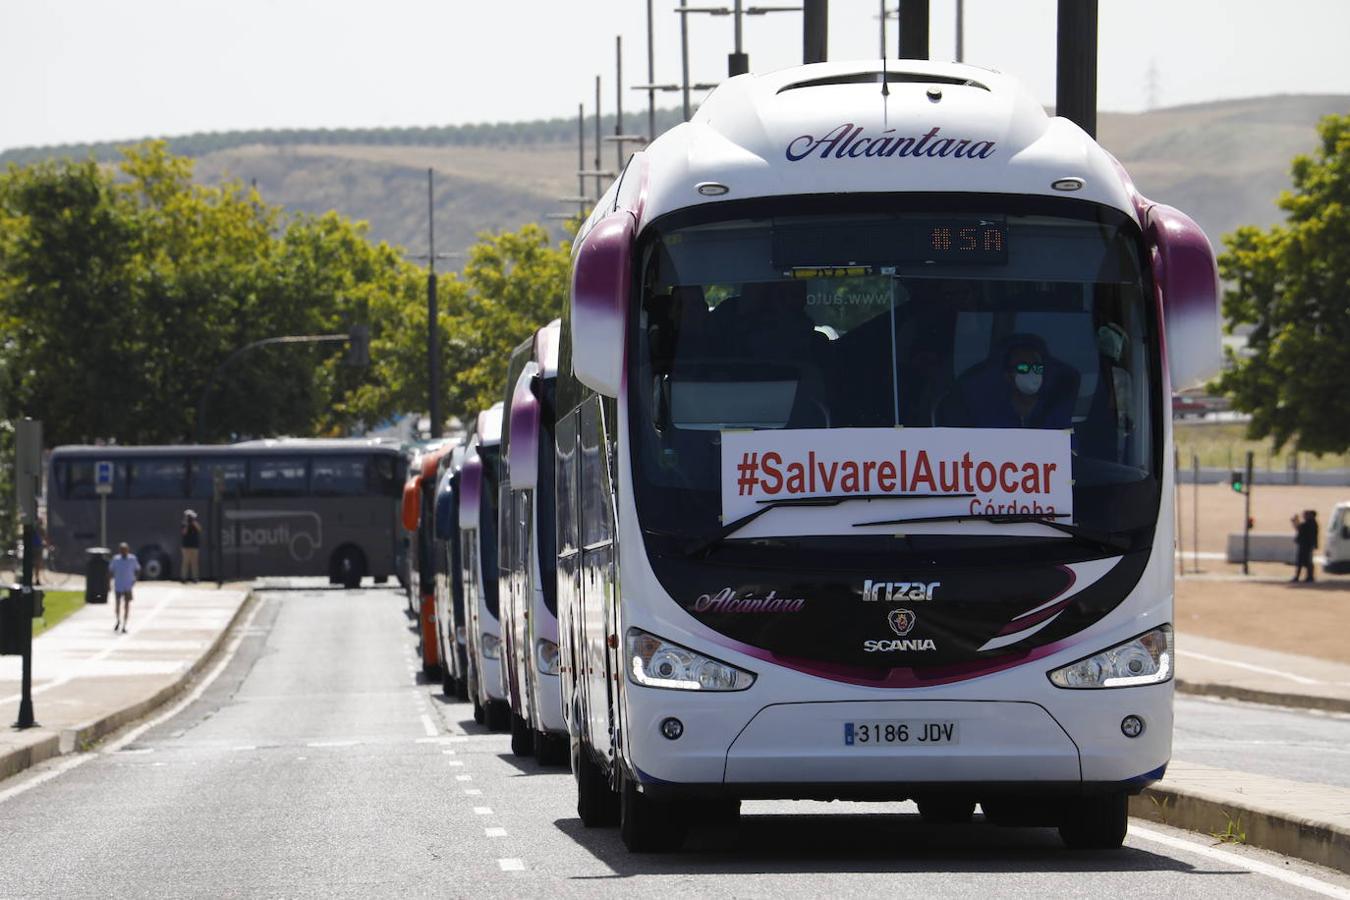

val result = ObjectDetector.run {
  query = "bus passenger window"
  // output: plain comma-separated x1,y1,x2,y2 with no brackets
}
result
190,459,245,498
128,458,188,499
247,458,308,497
311,457,367,496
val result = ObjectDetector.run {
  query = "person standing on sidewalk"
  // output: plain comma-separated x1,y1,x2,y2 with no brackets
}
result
108,542,140,633
180,509,202,583
1292,509,1319,583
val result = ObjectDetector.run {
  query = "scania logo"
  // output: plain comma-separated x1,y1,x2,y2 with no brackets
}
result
862,579,939,602
887,608,917,636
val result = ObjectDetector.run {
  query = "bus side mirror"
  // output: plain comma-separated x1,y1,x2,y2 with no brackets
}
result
458,456,482,527
507,368,541,492
433,476,454,541
570,210,636,397
401,476,421,532
1146,204,1221,391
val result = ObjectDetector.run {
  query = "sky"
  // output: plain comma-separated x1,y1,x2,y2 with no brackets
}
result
3,0,1349,152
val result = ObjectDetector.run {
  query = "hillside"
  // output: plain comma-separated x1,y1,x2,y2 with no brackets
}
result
4,95,1344,261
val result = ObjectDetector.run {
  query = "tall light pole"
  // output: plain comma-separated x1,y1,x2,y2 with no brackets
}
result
407,169,456,439
803,0,827,64
1056,0,1098,138
606,36,648,173
955,0,964,62
675,3,802,80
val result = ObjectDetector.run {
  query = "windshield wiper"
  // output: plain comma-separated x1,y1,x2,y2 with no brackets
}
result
851,511,1130,554
682,492,973,558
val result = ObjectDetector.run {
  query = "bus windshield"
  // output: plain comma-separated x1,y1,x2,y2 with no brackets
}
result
631,198,1159,561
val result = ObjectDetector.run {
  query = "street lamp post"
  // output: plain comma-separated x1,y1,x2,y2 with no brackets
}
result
675,3,802,80
407,169,457,439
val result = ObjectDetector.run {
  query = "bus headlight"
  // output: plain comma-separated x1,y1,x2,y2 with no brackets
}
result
481,633,502,660
627,629,755,691
536,639,560,676
1048,626,1173,689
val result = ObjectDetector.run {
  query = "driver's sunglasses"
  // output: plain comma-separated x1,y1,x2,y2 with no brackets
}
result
1013,362,1045,375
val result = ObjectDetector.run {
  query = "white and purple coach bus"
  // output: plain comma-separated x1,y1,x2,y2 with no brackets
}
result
555,60,1220,853
498,320,568,764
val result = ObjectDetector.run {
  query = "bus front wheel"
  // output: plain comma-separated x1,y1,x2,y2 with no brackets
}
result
619,773,687,852
1058,792,1128,850
574,741,619,828
330,546,366,589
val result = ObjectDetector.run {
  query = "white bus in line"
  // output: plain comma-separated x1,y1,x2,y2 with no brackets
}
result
556,60,1220,852
498,320,568,764
459,404,511,730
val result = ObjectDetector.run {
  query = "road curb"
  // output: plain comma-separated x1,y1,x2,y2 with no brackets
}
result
1131,783,1350,875
1176,678,1350,715
0,588,257,781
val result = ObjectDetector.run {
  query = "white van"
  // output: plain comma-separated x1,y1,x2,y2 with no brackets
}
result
1325,502,1350,574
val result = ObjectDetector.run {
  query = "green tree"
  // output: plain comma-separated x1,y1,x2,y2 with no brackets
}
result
1217,114,1350,454
0,142,423,444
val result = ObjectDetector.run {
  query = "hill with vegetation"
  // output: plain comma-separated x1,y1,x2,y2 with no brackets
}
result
3,96,1342,260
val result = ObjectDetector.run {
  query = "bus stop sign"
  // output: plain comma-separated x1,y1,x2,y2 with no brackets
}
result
95,460,114,495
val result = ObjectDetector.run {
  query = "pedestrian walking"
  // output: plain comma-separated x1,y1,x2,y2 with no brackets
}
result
180,509,202,583
108,542,140,633
1291,509,1319,583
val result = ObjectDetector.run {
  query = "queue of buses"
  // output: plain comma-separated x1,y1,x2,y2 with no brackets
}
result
396,59,1224,853
54,60,1223,854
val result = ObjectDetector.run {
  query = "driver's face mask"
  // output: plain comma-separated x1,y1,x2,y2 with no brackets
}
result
1014,371,1043,395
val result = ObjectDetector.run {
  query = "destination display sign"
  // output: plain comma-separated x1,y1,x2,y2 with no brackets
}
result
773,218,1008,269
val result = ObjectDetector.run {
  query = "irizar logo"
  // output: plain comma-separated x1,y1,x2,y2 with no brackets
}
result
862,579,939,602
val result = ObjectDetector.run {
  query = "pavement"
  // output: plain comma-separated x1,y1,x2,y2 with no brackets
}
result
0,579,252,782
0,578,1346,882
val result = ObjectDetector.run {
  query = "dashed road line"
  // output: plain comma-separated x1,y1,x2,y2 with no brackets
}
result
473,806,493,815
497,859,524,872
465,789,482,796
447,760,464,767
485,827,507,837
419,714,438,737
455,775,472,782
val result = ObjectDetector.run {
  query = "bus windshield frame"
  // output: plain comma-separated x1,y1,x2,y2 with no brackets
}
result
627,193,1163,568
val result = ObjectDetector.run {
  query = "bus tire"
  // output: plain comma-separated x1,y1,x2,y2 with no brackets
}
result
535,731,568,767
574,741,619,827
472,695,485,725
510,712,533,757
138,548,170,581
1058,792,1128,850
619,773,687,852
486,700,511,732
441,666,456,698
330,546,365,589
917,796,976,824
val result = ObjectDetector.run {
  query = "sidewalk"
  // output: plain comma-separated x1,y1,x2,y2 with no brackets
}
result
1175,632,1350,713
0,582,251,781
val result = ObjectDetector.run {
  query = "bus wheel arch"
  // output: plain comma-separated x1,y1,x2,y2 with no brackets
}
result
329,544,367,589
136,546,172,581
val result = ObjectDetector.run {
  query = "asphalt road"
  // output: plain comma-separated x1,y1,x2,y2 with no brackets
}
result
0,582,1346,899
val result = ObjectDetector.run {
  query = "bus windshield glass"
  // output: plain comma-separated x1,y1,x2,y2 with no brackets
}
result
631,199,1159,560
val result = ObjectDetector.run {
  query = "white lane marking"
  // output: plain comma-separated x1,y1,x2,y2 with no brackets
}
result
1131,825,1350,899
416,736,463,744
1178,650,1325,686
232,745,257,752
419,714,438,737
296,756,307,761
455,775,472,782
497,859,524,872
117,748,154,755
485,827,507,837
0,594,268,807
307,740,360,748
473,806,493,815
441,749,457,755
465,789,482,796
447,760,464,767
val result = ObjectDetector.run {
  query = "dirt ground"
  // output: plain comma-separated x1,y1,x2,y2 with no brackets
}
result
1173,483,1348,554
1176,575,1350,665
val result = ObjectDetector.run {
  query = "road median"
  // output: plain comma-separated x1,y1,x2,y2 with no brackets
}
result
1131,760,1350,875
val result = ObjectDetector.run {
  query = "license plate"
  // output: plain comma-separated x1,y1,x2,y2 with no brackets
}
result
844,720,958,746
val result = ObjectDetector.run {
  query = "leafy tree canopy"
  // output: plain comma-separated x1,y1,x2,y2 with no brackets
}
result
0,142,572,447
1217,114,1350,454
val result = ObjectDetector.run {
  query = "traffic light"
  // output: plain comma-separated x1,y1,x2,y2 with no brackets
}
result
345,325,370,367
1230,469,1245,493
